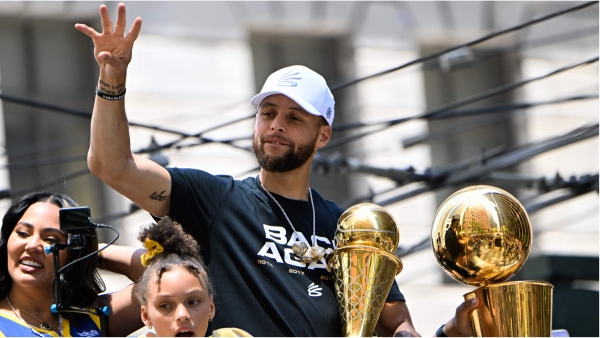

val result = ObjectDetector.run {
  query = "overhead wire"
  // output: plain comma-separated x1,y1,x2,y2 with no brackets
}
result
395,172,599,258
4,80,594,163
0,91,258,154
372,124,598,207
320,123,597,208
0,92,188,136
80,86,594,158
329,1,598,91
324,56,598,150
420,24,599,74
402,94,599,148
333,93,598,133
525,174,599,213
1,3,597,288
0,1,596,209
427,94,598,120
0,1,595,160
0,2,598,238
384,5,600,257
0,3,594,144
71,4,600,262
1,81,597,197
45,170,599,227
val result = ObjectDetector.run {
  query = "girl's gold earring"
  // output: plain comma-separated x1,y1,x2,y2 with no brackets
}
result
209,317,212,323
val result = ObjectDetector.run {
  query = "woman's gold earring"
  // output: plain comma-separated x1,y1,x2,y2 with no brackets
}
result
148,325,153,329
209,317,212,323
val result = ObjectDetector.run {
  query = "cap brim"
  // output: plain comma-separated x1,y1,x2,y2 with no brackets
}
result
250,91,323,119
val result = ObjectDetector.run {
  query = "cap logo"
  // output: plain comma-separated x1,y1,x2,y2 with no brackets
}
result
278,69,302,87
326,107,332,119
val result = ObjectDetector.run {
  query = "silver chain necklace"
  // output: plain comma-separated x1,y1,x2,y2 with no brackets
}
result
260,182,325,264
7,295,53,331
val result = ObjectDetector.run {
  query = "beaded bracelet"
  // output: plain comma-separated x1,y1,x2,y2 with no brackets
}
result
96,88,126,100
436,324,448,337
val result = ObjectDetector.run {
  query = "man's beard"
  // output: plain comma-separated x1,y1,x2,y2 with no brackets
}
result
252,133,318,173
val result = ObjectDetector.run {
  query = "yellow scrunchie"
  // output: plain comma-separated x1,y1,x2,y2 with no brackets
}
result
140,238,164,267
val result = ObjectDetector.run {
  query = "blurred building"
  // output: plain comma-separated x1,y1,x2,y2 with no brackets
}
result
0,1,597,335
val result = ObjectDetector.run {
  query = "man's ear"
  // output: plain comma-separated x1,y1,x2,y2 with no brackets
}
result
316,125,332,148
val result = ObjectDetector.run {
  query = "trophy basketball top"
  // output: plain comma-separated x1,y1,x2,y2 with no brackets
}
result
336,203,400,252
431,185,532,287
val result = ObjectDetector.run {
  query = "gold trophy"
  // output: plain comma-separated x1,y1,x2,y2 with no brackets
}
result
431,185,553,337
327,203,403,337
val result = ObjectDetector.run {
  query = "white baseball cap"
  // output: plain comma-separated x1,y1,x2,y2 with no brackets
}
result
250,65,335,126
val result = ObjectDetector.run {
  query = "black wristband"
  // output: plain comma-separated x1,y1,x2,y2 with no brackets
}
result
436,324,448,337
96,88,126,100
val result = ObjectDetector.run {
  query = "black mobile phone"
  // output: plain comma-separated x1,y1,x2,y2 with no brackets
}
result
58,207,92,231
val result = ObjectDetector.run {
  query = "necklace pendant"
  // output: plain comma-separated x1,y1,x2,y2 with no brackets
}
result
304,246,326,263
40,322,51,330
292,242,308,258
293,242,325,264
260,182,322,264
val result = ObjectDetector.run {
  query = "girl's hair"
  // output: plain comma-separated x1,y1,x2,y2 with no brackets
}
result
0,192,105,307
135,217,213,306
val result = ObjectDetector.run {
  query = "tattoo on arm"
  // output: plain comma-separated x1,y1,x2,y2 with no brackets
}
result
99,79,125,95
149,190,169,201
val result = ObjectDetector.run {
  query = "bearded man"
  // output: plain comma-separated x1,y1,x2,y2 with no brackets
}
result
78,3,478,337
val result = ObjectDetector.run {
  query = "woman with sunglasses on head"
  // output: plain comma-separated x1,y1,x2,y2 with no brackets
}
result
0,192,144,337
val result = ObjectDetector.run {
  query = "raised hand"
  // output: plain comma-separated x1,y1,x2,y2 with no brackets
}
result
75,3,141,90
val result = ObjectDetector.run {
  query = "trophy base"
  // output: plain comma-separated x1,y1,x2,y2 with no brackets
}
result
464,280,554,337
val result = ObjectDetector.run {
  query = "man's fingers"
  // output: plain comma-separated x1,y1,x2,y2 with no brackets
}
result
467,298,479,311
99,4,113,34
126,17,143,43
449,298,479,336
114,3,127,36
74,23,100,38
457,298,479,318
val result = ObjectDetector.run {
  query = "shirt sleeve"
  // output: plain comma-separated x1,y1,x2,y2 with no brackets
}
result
386,279,406,302
166,167,233,237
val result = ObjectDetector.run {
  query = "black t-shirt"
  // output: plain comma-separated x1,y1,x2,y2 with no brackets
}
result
167,168,405,336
